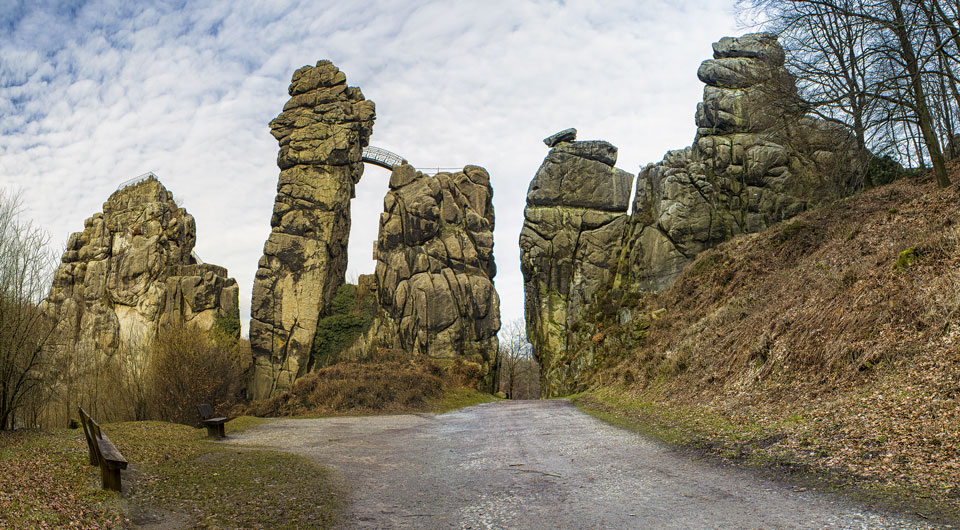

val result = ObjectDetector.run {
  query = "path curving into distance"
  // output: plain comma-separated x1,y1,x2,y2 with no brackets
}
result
227,400,945,529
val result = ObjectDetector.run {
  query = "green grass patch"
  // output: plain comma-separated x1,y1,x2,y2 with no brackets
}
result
569,386,765,448
0,417,339,529
224,415,270,435
430,387,500,414
893,246,920,270
111,421,339,529
0,429,127,528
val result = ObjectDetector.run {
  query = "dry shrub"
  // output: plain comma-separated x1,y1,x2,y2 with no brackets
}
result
248,353,474,417
147,323,249,425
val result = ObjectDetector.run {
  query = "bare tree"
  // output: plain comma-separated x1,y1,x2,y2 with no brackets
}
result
147,322,248,425
0,189,57,430
496,319,539,400
741,0,958,186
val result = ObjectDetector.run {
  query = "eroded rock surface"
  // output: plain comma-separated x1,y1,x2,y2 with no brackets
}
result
524,34,860,397
617,32,857,292
331,163,501,389
44,176,239,360
520,131,632,397
249,60,375,399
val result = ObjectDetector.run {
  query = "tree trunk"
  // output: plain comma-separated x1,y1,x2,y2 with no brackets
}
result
890,0,950,186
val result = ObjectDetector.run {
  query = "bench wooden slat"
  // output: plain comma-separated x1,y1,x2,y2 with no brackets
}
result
77,407,127,491
197,404,228,440
78,407,98,466
97,437,128,469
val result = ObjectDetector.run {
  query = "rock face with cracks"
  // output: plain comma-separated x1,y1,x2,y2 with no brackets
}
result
43,176,240,365
523,34,860,397
616,33,858,293
520,131,633,398
249,60,375,400
369,163,500,386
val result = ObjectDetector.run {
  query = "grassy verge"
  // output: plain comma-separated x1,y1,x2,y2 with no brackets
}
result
0,428,127,528
429,387,499,414
0,416,339,529
572,386,960,526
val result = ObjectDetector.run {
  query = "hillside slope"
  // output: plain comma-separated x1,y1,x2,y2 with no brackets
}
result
576,161,960,520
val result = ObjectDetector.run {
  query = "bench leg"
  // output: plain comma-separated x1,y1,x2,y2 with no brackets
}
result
217,423,225,439
101,466,122,492
206,425,224,440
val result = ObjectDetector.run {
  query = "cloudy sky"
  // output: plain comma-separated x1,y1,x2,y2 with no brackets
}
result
0,0,743,336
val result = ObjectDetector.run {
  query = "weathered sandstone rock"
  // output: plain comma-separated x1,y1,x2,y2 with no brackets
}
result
331,163,501,389
249,60,375,399
520,130,632,397
524,33,860,397
617,32,858,293
44,175,239,360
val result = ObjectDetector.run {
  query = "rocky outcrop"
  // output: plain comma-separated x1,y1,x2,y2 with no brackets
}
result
322,163,502,389
44,175,239,359
617,32,857,293
249,60,375,399
520,130,633,397
523,33,860,397
370,163,500,383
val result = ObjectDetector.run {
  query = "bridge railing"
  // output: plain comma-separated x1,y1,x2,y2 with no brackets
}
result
361,146,461,175
115,171,158,192
415,167,463,175
362,146,406,170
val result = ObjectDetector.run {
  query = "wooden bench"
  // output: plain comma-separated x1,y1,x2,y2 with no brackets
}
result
197,403,228,440
78,407,128,492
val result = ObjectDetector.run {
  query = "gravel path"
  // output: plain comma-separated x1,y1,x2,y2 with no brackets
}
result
227,400,950,529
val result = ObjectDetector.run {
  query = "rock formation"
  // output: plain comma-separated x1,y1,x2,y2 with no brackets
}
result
519,130,633,397
44,175,240,359
368,163,500,385
249,60,375,399
617,32,857,292
522,33,860,397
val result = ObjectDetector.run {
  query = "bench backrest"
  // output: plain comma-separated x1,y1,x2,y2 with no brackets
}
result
78,407,98,465
197,403,215,419
78,406,107,466
88,417,103,441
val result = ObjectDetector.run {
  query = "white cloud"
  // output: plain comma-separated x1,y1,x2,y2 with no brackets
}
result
0,0,742,337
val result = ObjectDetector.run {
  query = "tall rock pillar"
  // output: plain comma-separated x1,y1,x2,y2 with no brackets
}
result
519,129,633,397
250,61,375,399
372,163,501,388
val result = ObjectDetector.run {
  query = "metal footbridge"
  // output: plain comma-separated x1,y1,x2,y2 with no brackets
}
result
361,146,406,170
362,146,460,175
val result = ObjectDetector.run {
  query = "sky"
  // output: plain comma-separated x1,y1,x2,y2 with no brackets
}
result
0,0,742,337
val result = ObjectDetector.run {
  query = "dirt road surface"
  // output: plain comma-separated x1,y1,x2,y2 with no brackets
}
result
227,400,948,529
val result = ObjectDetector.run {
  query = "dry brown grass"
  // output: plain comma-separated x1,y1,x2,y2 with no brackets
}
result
248,351,486,417
582,161,960,514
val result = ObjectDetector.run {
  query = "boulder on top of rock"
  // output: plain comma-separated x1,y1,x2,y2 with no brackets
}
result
520,134,634,396
543,128,577,147
526,139,632,212
712,32,785,65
